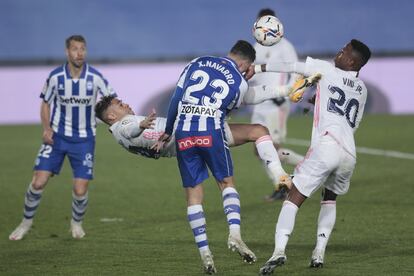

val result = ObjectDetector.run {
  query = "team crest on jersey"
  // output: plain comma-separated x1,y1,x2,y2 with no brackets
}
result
86,81,93,91
82,153,94,168
121,119,134,125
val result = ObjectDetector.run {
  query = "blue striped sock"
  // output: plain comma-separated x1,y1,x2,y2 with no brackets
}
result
222,187,241,238
72,192,88,222
23,183,43,219
187,204,209,252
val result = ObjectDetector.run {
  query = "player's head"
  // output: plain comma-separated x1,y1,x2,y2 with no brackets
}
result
228,40,256,74
257,8,276,19
95,96,134,125
334,39,371,72
65,35,87,69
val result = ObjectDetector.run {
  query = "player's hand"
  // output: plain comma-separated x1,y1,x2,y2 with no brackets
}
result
244,64,256,80
151,133,171,152
288,73,322,103
140,109,156,129
42,127,54,145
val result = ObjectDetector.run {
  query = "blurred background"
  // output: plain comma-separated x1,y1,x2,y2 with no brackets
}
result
1,0,413,124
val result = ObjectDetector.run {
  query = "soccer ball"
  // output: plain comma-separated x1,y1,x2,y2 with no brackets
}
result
253,15,284,46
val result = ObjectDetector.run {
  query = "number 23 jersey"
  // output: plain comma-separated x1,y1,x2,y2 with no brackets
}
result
175,56,248,132
304,57,367,158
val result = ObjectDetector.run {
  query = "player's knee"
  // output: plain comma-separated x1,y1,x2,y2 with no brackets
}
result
73,180,89,196
322,188,337,201
252,124,270,140
31,178,47,190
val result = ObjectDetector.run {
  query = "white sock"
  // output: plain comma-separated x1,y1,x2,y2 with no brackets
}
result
187,204,210,253
315,201,336,251
222,187,241,239
255,135,285,183
278,148,304,166
274,200,299,254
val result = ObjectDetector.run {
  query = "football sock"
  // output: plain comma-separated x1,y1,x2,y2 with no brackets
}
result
274,200,298,254
278,148,304,166
315,201,336,251
255,135,285,182
23,183,43,220
222,187,241,239
187,204,210,253
72,192,88,222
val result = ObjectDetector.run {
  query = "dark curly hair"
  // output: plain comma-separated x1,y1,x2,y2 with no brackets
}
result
95,95,116,124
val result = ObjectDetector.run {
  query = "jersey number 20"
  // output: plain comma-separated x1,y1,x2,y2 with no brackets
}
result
183,70,230,109
327,86,360,128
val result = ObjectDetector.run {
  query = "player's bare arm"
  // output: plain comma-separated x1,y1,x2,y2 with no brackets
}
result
40,101,53,145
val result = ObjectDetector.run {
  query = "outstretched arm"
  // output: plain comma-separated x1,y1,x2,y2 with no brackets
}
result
120,110,157,139
243,73,322,104
254,61,307,75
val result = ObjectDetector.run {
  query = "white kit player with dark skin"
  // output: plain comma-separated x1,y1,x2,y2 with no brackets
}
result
248,39,371,275
250,8,305,201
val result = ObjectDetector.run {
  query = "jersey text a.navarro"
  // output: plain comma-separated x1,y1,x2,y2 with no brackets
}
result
197,60,235,84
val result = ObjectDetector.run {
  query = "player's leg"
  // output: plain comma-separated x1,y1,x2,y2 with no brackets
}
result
310,151,354,268
176,132,215,273
185,184,216,274
260,144,332,275
310,188,337,268
206,129,256,264
9,140,65,241
227,123,290,189
259,185,306,275
67,139,95,239
70,178,89,239
214,176,257,264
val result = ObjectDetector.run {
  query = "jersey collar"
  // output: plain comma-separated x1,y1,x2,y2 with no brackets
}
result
64,63,88,79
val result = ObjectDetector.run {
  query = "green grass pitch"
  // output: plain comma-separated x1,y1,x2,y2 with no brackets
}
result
0,114,413,275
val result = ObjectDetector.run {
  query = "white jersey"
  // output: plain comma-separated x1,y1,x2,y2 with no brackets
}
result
109,115,176,158
249,38,298,108
109,115,235,159
304,57,367,157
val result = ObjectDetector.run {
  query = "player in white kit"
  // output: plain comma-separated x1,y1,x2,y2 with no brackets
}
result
250,8,304,201
252,39,372,275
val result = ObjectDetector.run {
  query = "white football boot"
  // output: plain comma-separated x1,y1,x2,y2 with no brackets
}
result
309,249,325,268
200,249,217,274
227,235,257,264
9,219,33,240
259,249,287,275
70,219,86,239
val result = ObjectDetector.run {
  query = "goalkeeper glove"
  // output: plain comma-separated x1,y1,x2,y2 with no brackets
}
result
289,73,322,103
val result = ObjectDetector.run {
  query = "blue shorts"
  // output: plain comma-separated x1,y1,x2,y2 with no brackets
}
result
34,134,95,180
175,129,233,188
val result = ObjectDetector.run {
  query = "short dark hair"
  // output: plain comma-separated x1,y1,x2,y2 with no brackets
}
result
95,95,116,124
258,8,276,18
230,40,256,63
65,35,87,49
351,39,371,67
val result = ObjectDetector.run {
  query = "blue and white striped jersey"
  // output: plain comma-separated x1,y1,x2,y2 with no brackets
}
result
40,63,117,141
165,56,248,134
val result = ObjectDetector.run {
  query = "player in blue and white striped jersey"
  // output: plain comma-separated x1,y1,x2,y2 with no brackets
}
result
9,35,117,241
156,40,291,274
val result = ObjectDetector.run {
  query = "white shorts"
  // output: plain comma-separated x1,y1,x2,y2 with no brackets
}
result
251,100,290,144
292,135,356,197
